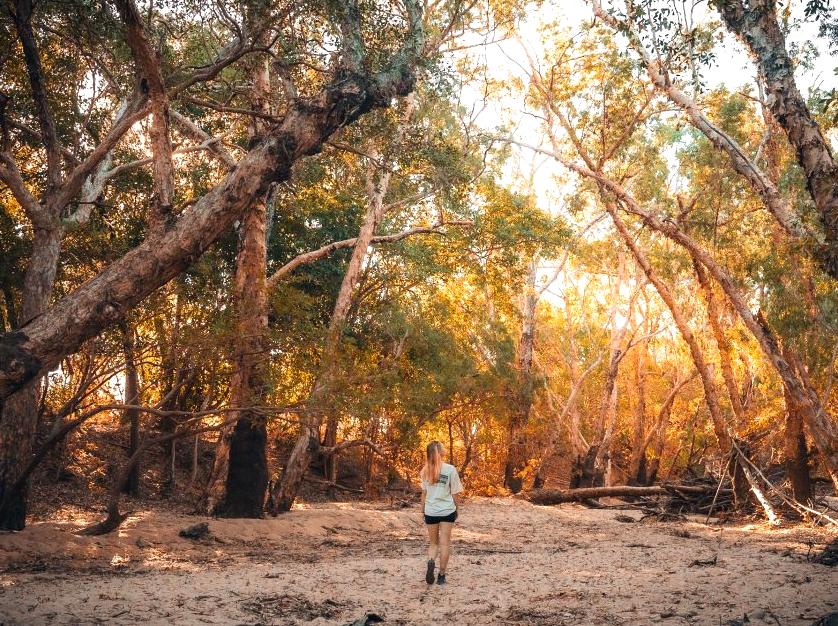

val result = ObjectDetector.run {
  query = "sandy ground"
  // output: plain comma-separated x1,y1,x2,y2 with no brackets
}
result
0,498,835,625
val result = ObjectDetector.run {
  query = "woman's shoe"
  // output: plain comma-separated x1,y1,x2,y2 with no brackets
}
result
436,573,446,585
425,559,436,584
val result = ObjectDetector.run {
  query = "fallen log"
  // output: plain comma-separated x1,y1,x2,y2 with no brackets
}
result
526,484,727,506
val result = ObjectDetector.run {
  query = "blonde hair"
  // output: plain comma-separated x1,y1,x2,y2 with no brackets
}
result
420,440,444,484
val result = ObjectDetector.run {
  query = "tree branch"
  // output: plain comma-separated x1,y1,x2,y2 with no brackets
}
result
267,220,471,288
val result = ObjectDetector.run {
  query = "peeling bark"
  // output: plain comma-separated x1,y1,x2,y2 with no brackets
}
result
0,7,424,403
715,0,838,276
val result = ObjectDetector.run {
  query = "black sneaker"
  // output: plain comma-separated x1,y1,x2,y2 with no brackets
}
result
436,573,446,585
425,559,435,584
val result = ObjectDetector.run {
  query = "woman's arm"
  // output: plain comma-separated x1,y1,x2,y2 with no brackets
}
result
420,489,426,519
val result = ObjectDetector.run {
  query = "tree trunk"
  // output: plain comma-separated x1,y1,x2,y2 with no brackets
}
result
783,379,812,503
693,261,746,425
119,321,141,497
607,207,732,451
203,427,233,513
213,199,271,517
628,319,649,482
0,224,61,530
213,50,271,519
716,0,838,277
504,257,538,493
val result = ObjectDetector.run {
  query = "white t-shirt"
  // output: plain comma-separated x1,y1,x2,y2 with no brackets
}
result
421,463,463,516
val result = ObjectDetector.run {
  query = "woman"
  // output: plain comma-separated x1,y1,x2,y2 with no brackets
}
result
419,440,463,585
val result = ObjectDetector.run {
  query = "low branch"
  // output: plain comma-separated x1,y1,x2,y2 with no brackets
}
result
320,438,388,458
267,220,471,287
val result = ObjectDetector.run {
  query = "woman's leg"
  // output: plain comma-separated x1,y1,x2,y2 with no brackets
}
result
426,522,440,561
438,521,454,573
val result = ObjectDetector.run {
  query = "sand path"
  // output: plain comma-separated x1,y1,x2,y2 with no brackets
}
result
0,498,835,625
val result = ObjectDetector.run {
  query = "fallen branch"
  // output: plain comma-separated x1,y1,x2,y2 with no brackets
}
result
526,484,727,506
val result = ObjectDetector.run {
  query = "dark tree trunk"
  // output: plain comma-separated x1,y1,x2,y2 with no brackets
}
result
217,415,268,518
570,447,605,489
784,387,812,504
213,201,271,517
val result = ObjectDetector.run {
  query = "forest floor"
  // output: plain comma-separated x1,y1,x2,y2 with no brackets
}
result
0,497,835,626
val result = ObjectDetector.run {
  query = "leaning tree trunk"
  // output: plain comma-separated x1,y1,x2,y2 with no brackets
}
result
504,257,538,493
715,0,838,277
605,204,751,500
693,261,746,425
271,185,384,511
0,9,424,403
271,96,416,513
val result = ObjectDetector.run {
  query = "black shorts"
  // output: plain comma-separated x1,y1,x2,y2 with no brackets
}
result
424,510,457,525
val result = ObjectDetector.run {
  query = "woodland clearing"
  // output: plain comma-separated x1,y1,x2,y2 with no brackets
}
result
0,498,835,626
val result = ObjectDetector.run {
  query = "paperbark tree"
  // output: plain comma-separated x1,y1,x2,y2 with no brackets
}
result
714,0,838,277
504,257,538,493
211,27,273,518
591,0,834,277
0,0,426,530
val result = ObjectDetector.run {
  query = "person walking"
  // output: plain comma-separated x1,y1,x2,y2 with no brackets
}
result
419,440,464,585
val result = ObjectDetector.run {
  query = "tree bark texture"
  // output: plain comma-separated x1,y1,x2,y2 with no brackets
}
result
715,0,838,276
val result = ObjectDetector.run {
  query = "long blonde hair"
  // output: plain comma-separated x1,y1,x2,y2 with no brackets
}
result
420,440,444,483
